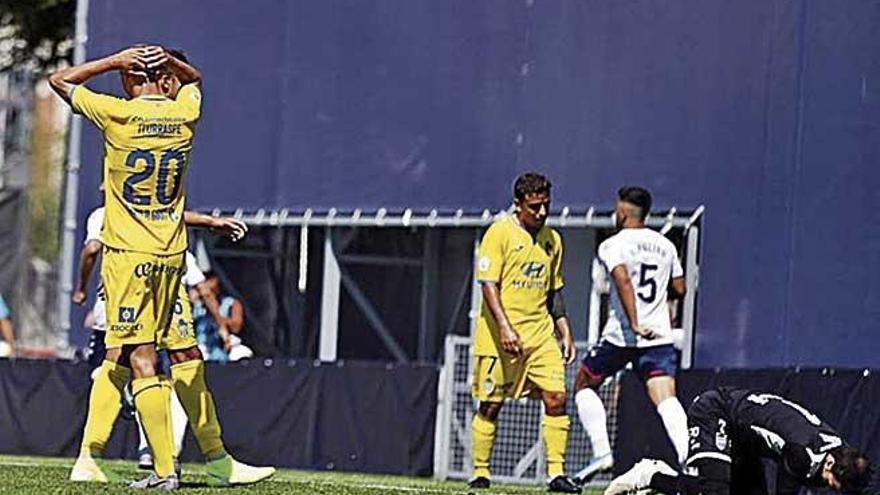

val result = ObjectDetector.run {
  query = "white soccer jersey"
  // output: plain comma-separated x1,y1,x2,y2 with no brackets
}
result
598,228,683,348
84,207,105,244
84,207,107,331
183,251,206,287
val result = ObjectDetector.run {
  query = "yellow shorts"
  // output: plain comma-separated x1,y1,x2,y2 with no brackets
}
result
160,283,198,351
471,336,566,402
102,247,195,350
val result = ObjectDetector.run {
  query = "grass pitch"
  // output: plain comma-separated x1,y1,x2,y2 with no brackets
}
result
0,455,605,494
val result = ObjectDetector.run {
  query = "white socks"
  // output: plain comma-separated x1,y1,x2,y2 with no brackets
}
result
575,388,611,459
138,390,189,455
656,396,688,464
577,387,688,465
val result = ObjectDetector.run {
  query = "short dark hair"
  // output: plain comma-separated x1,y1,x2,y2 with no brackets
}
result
618,186,652,220
165,47,188,64
144,47,188,82
831,447,872,494
513,172,551,202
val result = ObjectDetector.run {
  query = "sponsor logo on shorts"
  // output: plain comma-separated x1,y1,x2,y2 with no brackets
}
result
119,306,136,323
109,306,143,333
176,318,191,338
133,261,184,279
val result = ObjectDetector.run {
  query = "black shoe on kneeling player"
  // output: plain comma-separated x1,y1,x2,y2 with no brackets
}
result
547,475,582,493
467,476,490,489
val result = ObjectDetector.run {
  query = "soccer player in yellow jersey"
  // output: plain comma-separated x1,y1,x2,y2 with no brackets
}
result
50,45,273,489
470,172,581,493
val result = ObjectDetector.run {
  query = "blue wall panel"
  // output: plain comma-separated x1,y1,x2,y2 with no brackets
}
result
75,1,880,368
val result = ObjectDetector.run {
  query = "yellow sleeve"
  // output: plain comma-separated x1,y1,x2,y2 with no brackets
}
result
551,231,565,291
70,85,126,130
477,223,505,283
176,84,202,119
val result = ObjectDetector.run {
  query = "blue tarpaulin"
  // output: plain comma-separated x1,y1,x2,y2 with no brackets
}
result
75,0,880,368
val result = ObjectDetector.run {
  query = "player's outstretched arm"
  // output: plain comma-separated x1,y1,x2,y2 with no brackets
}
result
48,46,164,103
183,211,248,242
72,239,102,306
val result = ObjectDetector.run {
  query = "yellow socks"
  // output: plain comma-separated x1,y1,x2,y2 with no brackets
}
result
171,359,225,459
542,414,570,478
132,376,175,477
79,360,130,456
471,413,497,479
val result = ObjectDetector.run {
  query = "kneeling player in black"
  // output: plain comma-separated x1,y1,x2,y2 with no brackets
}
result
605,387,872,495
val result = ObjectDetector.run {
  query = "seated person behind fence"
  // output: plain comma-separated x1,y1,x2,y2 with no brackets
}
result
0,293,15,357
193,272,252,362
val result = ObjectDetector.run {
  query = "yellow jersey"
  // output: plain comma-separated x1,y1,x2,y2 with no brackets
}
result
474,214,564,356
72,84,202,255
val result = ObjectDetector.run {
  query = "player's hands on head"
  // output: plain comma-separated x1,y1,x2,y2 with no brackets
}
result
112,45,166,75
71,290,87,306
140,45,168,70
213,218,248,242
500,325,522,356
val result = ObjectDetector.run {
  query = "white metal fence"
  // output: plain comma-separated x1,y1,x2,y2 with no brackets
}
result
434,335,621,486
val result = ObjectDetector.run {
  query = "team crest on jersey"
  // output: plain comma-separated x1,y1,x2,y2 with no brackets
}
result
483,377,495,395
478,256,491,272
715,419,729,451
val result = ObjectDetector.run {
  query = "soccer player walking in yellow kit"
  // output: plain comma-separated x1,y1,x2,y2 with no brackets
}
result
50,45,273,489
469,172,581,493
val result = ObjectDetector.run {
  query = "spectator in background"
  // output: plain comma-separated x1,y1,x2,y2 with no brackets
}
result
0,293,15,357
193,272,252,362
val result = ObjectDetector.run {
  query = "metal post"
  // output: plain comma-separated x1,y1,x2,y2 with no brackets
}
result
298,224,308,294
56,0,90,354
0,73,8,189
433,334,457,480
319,228,340,361
468,232,482,337
419,229,439,361
681,225,700,369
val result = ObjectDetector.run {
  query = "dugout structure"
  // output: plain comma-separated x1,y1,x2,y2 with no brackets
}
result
183,208,702,367
184,207,702,484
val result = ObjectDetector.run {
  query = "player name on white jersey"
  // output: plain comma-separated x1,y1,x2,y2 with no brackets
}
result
598,228,683,348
